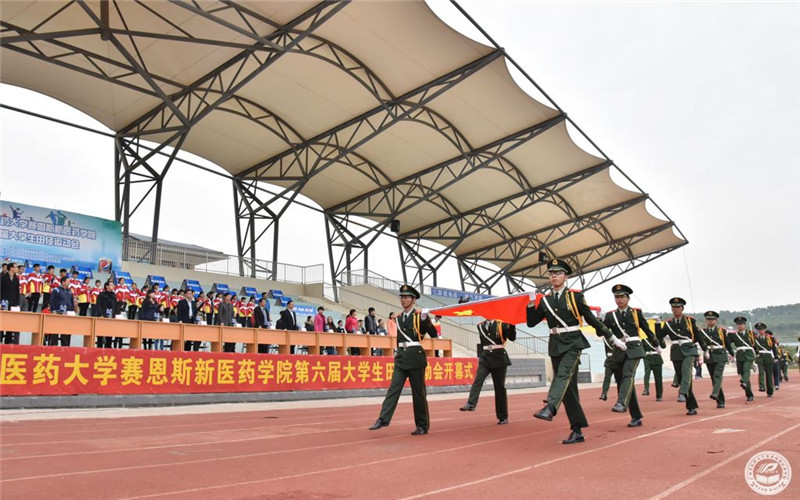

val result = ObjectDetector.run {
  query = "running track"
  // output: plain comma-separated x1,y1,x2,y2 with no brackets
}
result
1,377,798,499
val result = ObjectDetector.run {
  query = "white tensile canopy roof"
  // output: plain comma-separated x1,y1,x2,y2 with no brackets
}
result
0,0,686,288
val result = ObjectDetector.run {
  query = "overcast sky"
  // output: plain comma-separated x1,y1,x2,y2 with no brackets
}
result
1,1,798,314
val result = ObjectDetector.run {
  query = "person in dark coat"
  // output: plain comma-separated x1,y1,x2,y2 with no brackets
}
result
95,281,117,348
1,261,22,344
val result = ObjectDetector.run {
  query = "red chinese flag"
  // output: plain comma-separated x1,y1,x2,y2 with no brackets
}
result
428,292,542,325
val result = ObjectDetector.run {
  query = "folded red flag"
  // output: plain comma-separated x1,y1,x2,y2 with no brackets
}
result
428,292,542,325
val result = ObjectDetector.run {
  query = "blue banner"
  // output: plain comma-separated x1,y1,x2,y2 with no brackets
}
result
182,280,203,293
212,283,230,294
294,305,316,319
145,275,168,289
269,289,284,299
70,265,94,280
111,271,133,286
430,287,493,302
0,200,121,272
240,286,258,297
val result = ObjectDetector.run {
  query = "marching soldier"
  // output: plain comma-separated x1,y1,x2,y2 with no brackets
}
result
726,317,756,401
459,319,517,424
698,311,729,408
656,297,700,415
767,331,782,390
599,337,616,401
527,259,623,445
601,284,659,427
778,343,790,382
753,323,778,397
642,327,667,401
370,285,438,435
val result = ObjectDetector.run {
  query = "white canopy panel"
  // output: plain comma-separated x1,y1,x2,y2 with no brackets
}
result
0,0,686,288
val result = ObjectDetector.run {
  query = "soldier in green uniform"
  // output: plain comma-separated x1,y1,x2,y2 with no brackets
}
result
753,322,778,398
656,297,700,415
777,343,790,382
527,259,622,444
726,316,756,402
602,284,659,427
369,284,438,435
697,311,729,408
459,319,517,424
642,328,667,401
599,337,616,401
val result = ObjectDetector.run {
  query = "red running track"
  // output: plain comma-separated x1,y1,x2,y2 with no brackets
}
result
1,377,798,499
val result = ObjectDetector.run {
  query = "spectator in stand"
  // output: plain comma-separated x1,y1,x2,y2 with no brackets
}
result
114,277,129,316
18,265,28,304
365,307,378,334
1,262,22,344
335,320,345,333
219,293,236,352
314,307,325,332
376,319,388,335
179,289,199,351
41,265,56,310
304,315,314,332
68,270,81,299
432,315,443,357
127,282,141,320
95,281,116,348
358,319,365,333
212,292,223,325
254,298,271,353
325,316,335,332
89,279,102,317
246,296,256,327
168,288,181,321
205,292,215,326
196,291,209,324
140,289,161,350
345,309,360,355
49,276,74,346
26,263,43,312
278,300,300,354
77,276,91,316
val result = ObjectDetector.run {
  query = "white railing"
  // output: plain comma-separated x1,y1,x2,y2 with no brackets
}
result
123,237,324,285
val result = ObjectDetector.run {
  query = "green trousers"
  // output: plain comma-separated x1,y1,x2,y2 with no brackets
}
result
466,362,508,420
736,358,755,398
378,364,429,430
707,360,726,404
673,357,697,410
609,358,641,419
546,348,588,430
643,356,663,399
756,355,775,396
601,365,614,395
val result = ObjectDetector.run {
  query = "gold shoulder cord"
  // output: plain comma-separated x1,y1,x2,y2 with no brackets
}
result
566,291,583,327
497,320,505,344
413,313,421,342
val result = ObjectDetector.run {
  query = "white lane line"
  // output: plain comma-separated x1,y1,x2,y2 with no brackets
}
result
649,422,800,499
398,399,789,499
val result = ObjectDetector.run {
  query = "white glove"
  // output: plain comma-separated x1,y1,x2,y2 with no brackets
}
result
704,351,710,360
655,346,662,355
528,292,537,300
612,337,627,351
421,308,429,320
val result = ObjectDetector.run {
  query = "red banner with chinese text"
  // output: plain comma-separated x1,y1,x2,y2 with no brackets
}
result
0,345,477,396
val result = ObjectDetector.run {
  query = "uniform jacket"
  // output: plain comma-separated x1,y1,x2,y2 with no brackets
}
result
177,299,197,324
602,307,657,361
394,309,437,371
642,334,667,366
656,316,700,360
754,335,779,360
477,320,516,369
526,289,613,357
726,329,756,362
217,301,234,326
698,326,730,364
49,286,74,313
278,308,299,330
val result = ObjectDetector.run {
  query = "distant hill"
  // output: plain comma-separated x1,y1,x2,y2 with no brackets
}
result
644,303,800,344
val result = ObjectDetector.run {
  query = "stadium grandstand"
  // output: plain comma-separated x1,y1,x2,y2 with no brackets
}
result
1,0,684,399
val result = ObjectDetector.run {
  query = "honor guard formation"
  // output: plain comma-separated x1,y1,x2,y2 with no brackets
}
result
368,258,791,445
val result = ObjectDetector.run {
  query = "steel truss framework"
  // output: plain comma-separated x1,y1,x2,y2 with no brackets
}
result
0,0,687,298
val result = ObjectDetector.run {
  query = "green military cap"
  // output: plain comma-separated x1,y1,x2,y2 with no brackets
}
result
704,310,719,319
399,284,420,299
753,322,767,330
612,284,633,296
733,316,747,325
765,329,774,335
547,258,572,274
669,297,686,307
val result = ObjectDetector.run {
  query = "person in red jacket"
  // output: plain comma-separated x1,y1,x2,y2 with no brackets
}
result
26,263,44,312
41,265,57,310
127,283,141,320
77,276,91,316
114,277,129,316
89,279,102,317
